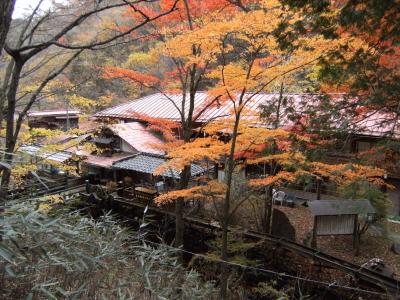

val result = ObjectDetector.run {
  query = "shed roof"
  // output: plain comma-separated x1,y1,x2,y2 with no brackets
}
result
112,153,205,179
308,199,375,216
18,145,73,163
108,122,164,155
27,110,80,117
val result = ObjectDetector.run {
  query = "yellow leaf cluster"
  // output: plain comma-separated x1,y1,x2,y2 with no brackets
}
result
38,203,52,212
43,194,64,204
125,50,159,68
11,164,37,186
67,94,97,110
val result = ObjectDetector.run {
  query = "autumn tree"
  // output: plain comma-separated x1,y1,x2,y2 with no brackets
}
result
0,0,178,187
156,114,388,297
102,0,255,253
202,6,330,298
150,0,374,297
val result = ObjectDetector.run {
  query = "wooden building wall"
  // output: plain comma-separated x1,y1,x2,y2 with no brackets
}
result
316,215,355,235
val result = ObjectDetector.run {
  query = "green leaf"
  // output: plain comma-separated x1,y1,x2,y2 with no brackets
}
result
0,245,15,263
25,293,33,300
5,264,16,277
39,287,57,300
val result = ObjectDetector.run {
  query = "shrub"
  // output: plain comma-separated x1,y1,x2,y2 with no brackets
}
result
0,199,216,299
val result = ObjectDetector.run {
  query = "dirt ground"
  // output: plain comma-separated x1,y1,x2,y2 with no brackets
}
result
277,205,400,277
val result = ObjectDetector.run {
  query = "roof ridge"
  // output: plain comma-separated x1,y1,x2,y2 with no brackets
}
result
110,153,137,165
138,152,166,159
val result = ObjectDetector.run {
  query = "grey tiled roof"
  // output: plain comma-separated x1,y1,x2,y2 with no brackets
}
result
112,153,205,179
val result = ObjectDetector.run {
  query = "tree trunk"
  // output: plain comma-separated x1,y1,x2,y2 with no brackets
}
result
263,83,283,233
0,0,15,55
175,165,191,257
0,0,15,130
265,149,277,234
316,177,321,200
220,113,241,300
0,61,15,127
1,59,23,187
264,185,273,233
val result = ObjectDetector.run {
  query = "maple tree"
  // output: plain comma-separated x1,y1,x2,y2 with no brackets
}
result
146,1,383,297
101,0,255,253
156,115,388,297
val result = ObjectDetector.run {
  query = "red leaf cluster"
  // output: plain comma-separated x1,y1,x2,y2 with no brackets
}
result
102,66,160,86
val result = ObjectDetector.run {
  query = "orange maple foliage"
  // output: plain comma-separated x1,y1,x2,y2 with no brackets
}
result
155,112,389,203
102,66,160,86
101,1,389,207
155,180,226,204
149,0,376,205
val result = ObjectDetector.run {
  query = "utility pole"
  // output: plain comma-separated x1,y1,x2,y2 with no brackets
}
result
65,98,70,131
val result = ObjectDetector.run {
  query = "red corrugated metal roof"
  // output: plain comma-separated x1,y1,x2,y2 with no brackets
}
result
94,93,400,138
94,92,311,122
109,122,164,155
95,93,202,121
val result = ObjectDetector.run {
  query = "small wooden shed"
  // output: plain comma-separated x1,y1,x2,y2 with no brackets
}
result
308,199,376,249
27,110,80,131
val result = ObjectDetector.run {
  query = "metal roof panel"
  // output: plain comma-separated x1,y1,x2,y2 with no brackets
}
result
308,199,375,216
18,145,73,162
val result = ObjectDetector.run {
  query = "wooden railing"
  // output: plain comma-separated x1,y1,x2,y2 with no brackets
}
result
121,187,157,203
85,182,159,206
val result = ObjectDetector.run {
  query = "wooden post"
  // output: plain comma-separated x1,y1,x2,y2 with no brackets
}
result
113,169,117,182
353,214,360,256
316,178,321,200
264,186,273,234
65,175,68,187
311,216,318,248
85,180,90,193
214,163,219,180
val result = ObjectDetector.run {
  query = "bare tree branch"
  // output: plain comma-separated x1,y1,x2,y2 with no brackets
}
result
14,50,84,141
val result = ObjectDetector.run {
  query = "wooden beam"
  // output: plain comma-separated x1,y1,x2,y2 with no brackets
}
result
316,178,321,200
